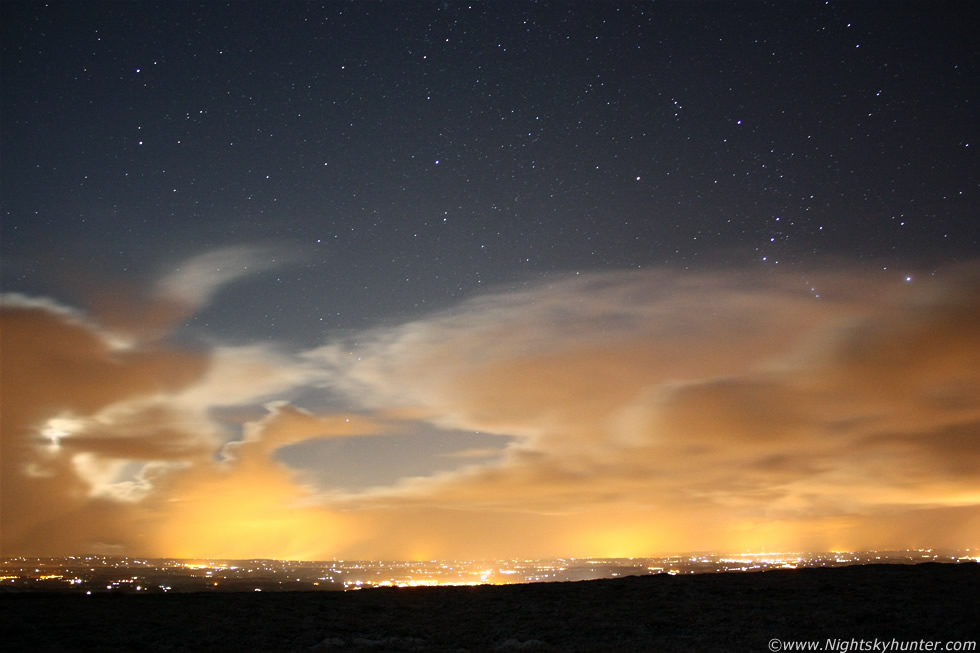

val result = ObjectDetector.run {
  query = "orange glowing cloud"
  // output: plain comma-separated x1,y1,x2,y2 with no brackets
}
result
2,259,979,560
0,293,213,540
307,264,980,555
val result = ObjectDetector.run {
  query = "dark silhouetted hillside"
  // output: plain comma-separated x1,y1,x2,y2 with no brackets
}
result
2,563,978,651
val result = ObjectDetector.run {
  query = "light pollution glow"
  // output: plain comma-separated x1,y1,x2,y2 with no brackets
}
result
2,248,979,560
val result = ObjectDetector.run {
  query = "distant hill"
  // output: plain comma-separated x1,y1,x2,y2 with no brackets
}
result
2,563,977,651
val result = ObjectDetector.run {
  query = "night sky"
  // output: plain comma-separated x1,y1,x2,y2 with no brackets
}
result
2,1,978,560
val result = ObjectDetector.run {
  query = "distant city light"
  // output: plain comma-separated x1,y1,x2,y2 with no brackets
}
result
0,550,974,595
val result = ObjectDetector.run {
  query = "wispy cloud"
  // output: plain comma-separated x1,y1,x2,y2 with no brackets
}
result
306,264,980,553
155,244,294,309
73,243,303,340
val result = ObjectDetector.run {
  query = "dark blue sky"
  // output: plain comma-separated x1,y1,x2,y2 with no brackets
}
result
2,1,979,559
4,1,976,345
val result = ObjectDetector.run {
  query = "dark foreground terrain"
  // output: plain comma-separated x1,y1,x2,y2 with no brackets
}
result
2,563,978,651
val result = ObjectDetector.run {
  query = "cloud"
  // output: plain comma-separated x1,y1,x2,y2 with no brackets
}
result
3,260,979,559
226,401,385,459
0,247,335,557
0,292,367,557
155,244,293,309
0,296,209,553
306,264,980,554
77,243,301,340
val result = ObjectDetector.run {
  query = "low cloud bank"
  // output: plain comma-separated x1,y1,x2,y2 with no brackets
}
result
3,259,978,558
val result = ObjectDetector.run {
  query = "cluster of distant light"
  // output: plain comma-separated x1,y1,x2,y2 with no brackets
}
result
1,550,976,594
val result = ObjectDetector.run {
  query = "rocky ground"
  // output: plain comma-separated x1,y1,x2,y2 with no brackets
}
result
2,563,978,651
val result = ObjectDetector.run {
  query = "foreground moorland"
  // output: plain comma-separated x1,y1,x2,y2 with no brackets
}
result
2,563,978,651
